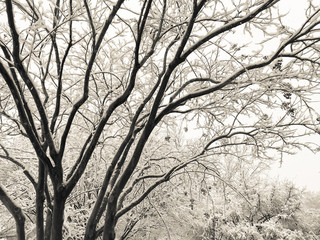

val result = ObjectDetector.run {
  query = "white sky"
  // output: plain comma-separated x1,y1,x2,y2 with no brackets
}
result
270,150,320,192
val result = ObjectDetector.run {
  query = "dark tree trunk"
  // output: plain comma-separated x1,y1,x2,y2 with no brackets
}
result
36,189,44,239
102,201,117,240
36,160,45,240
103,224,116,240
44,168,53,240
84,221,97,240
50,192,66,240
0,185,26,240
44,208,52,240
44,184,53,239
14,212,26,240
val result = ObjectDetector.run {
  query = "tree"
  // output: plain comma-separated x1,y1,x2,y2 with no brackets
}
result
299,191,320,236
0,0,320,239
199,155,318,240
203,180,317,240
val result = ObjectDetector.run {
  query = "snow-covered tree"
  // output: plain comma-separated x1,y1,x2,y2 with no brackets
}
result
1,0,320,239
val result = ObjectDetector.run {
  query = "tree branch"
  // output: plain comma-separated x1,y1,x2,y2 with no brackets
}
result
0,184,26,240
5,0,58,159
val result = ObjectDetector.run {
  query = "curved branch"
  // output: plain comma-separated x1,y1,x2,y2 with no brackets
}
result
0,184,26,240
5,0,58,158
50,0,74,133
0,145,37,188
180,0,278,61
58,0,125,161
0,61,54,173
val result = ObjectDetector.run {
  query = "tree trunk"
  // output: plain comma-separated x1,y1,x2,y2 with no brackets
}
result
44,208,52,240
50,193,66,240
44,169,53,240
84,221,97,240
36,160,45,240
85,193,109,240
0,185,26,240
102,201,117,240
103,223,116,240
14,212,26,240
36,189,44,240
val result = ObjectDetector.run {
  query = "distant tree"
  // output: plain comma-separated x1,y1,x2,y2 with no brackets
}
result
0,0,320,239
203,179,319,240
299,191,320,236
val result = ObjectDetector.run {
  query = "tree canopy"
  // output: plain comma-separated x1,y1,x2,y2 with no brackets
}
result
0,0,320,239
